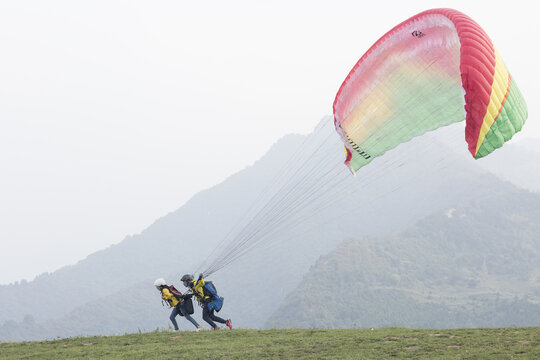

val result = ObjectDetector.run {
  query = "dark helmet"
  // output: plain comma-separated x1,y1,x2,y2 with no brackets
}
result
181,274,194,287
181,274,194,282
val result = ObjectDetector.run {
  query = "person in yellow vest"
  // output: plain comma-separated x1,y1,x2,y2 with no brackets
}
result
181,274,232,330
154,278,201,331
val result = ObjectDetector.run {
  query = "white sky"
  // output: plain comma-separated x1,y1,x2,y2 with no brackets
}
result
0,0,538,284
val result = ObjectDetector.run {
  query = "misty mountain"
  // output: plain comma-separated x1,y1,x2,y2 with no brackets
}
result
0,132,303,324
265,188,540,329
0,120,534,341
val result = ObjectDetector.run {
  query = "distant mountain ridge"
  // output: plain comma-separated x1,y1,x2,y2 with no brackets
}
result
265,188,540,329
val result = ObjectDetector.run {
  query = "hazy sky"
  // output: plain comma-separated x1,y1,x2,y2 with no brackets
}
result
0,0,538,284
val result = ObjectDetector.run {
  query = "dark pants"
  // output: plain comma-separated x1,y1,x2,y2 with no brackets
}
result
202,304,227,329
170,303,199,330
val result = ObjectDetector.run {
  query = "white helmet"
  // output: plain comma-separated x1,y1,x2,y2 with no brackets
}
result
154,278,166,289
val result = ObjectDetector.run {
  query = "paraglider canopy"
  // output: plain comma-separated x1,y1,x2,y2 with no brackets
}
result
333,8,527,174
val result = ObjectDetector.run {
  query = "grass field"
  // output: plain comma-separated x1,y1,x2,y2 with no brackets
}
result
1,327,539,359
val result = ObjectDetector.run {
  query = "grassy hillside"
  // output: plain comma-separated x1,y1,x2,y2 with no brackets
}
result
1,328,539,359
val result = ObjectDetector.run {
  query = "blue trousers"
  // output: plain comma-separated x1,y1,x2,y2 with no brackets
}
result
170,303,199,330
202,303,227,329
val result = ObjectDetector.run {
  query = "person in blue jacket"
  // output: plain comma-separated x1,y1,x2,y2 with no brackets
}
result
181,274,232,330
